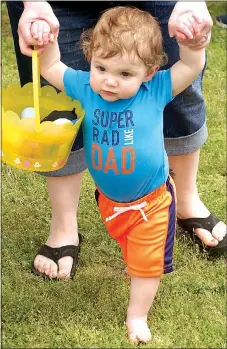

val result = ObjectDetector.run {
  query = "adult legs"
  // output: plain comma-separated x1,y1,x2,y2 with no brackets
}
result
145,1,226,252
6,2,99,278
33,173,83,279
169,151,226,246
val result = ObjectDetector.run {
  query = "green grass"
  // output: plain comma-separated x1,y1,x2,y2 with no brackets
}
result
1,2,226,348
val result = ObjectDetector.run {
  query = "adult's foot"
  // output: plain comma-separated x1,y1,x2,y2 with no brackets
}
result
177,195,226,250
33,231,80,279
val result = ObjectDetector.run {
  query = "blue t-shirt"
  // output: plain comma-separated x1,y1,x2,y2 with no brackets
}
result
64,68,173,202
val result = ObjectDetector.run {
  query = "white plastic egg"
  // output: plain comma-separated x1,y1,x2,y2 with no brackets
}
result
53,118,72,125
21,107,35,119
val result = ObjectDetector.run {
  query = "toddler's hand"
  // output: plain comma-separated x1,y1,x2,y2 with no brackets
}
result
31,20,55,46
174,12,211,50
174,12,201,40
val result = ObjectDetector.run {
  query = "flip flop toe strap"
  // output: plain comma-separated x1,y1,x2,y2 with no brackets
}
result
177,214,227,255
32,234,83,278
36,244,79,264
178,213,220,234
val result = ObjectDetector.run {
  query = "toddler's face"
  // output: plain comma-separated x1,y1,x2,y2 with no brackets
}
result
90,52,153,102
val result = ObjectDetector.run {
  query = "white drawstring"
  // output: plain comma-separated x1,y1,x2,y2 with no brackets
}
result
106,201,148,222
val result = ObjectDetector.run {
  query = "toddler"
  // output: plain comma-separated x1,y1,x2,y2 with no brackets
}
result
30,6,206,343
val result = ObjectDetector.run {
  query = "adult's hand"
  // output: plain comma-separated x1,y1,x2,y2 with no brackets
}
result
18,1,59,56
168,2,213,49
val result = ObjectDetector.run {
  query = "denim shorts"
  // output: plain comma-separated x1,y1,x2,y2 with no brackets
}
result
7,1,208,176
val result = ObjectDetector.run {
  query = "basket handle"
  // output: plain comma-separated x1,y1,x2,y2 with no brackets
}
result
32,48,41,130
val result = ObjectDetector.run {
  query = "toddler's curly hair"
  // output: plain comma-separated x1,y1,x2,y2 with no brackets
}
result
81,6,167,71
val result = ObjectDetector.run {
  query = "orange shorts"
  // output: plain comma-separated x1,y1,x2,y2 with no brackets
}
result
95,177,176,278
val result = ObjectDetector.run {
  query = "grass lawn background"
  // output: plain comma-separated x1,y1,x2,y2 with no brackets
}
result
1,2,226,348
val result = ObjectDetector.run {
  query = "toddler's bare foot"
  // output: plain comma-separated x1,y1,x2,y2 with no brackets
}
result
126,316,152,343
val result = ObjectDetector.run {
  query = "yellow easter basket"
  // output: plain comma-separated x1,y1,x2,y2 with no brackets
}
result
1,50,85,171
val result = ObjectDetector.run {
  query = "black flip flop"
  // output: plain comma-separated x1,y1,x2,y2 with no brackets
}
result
177,213,226,256
31,233,83,279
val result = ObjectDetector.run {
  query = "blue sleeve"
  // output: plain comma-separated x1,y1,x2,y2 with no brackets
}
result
63,68,89,104
149,69,174,110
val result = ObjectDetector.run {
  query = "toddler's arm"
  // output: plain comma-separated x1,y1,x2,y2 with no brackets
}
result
170,13,206,97
38,39,67,91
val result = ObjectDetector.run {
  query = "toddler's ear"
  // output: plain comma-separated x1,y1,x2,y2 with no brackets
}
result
143,65,159,82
